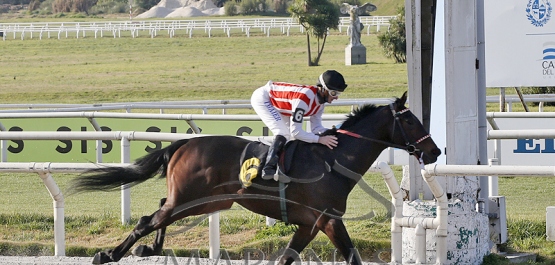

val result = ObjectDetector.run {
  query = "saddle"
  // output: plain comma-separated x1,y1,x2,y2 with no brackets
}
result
239,140,298,187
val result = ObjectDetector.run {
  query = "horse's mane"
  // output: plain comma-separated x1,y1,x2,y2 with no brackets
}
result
340,104,380,130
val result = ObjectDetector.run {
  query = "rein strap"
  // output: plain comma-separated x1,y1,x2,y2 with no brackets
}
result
336,129,408,150
336,103,431,155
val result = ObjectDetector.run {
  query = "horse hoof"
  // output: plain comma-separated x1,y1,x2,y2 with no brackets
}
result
132,244,158,257
92,251,112,264
132,245,147,257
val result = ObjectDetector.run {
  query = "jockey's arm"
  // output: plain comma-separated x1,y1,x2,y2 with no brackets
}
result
289,118,319,143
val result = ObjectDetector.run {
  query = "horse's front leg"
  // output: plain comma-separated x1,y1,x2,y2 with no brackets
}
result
278,225,319,265
321,218,360,265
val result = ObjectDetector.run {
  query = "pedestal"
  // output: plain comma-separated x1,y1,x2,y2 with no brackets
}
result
401,200,490,264
345,44,366,65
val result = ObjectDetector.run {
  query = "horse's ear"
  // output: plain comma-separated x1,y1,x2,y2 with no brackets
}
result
398,91,408,106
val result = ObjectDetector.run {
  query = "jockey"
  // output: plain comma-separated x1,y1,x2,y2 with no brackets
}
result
251,70,348,181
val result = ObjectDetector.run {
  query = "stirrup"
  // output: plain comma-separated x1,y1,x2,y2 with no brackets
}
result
261,168,291,183
261,168,276,180
276,167,291,183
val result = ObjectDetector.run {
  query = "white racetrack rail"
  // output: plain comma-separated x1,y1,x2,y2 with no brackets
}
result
0,256,388,265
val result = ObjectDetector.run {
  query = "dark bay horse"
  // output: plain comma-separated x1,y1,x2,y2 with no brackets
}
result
70,92,441,264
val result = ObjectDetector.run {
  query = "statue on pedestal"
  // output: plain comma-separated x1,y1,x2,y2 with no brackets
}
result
341,3,377,46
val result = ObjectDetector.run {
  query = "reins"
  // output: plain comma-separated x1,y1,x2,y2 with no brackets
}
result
336,129,408,150
336,103,431,156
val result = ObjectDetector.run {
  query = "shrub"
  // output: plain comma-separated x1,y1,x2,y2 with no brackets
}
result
51,0,97,14
377,6,406,63
28,0,40,11
522,87,555,106
239,0,267,14
38,0,54,14
271,0,288,14
223,0,237,16
88,0,128,15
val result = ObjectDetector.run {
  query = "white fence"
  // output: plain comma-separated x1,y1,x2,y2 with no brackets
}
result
0,96,393,258
1,98,554,259
3,128,554,259
0,16,395,40
0,98,393,114
0,162,125,257
0,99,386,257
0,131,229,257
492,93,555,112
0,94,551,113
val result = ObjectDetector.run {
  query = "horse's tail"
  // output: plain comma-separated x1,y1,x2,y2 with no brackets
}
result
69,139,190,194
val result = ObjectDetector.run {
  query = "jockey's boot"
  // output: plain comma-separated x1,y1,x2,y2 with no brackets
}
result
261,135,287,180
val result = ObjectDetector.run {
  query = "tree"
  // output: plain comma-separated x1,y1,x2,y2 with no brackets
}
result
28,0,40,11
134,0,158,12
377,6,406,63
52,0,97,14
289,0,340,66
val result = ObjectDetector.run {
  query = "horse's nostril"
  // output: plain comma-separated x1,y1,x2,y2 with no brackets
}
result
433,148,442,156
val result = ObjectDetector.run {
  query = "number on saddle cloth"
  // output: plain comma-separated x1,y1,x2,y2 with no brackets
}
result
238,141,299,187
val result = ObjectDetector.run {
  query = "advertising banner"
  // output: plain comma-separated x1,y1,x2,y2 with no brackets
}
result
0,118,270,162
487,117,555,166
2,117,406,164
485,0,554,87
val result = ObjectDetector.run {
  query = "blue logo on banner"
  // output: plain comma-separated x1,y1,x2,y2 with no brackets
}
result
543,42,555,77
526,0,552,27
544,43,555,60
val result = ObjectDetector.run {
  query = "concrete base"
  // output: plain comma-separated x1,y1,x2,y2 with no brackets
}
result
345,45,366,65
547,206,555,241
401,199,490,264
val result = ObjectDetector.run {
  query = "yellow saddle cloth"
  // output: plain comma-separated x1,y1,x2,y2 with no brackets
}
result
240,157,261,187
238,142,269,187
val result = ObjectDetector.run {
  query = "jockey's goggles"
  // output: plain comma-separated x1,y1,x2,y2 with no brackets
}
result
327,89,341,97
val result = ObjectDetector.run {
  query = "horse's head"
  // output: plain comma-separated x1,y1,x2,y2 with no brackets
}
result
388,92,441,164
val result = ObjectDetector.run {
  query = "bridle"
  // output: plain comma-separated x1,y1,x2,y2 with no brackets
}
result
336,103,431,157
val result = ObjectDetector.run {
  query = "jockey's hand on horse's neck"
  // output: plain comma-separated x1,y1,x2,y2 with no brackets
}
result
318,135,338,149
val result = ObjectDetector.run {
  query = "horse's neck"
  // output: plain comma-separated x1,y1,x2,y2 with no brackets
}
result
336,141,387,173
335,123,390,175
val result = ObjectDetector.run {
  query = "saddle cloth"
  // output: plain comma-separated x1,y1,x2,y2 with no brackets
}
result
239,140,298,187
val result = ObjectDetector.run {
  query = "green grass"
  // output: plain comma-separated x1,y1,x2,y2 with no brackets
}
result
0,29,541,113
369,0,404,16
0,15,555,264
0,170,395,261
1,169,554,263
0,33,408,104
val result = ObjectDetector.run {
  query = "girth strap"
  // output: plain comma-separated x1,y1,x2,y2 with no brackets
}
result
279,182,288,223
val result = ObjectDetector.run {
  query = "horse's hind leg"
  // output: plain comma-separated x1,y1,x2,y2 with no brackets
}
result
132,198,167,257
92,206,173,264
321,219,360,265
